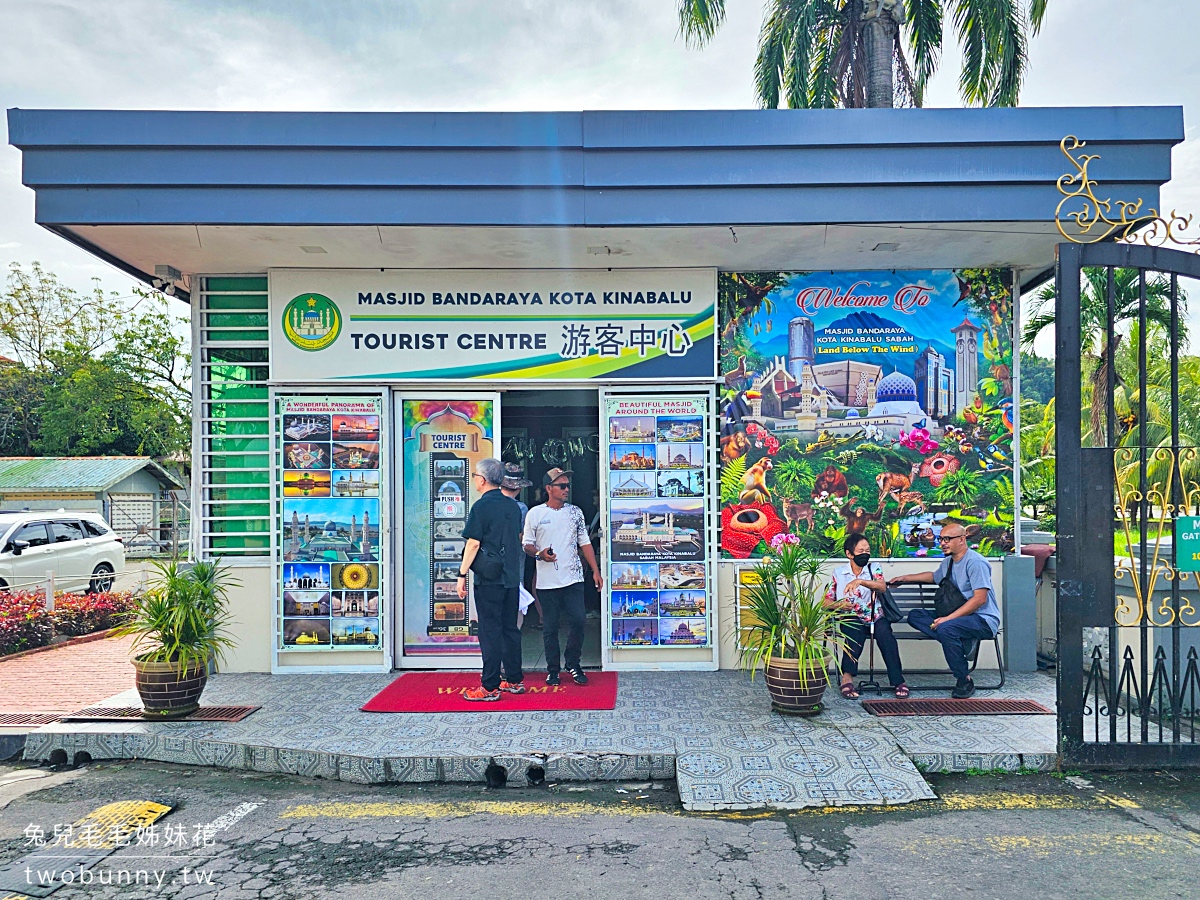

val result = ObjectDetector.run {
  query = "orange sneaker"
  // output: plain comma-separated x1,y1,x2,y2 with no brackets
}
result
463,686,501,702
499,681,526,694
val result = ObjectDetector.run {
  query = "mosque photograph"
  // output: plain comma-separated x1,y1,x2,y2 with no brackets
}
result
283,498,381,562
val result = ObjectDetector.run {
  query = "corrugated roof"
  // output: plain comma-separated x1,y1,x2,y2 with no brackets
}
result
0,457,183,492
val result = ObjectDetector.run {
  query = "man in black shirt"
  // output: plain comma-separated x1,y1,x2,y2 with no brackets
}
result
458,457,525,701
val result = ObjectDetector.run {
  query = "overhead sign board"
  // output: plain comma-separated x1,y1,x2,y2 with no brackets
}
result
269,268,716,382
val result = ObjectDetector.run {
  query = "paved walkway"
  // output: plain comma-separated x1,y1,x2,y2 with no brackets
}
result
0,635,136,715
21,669,1058,811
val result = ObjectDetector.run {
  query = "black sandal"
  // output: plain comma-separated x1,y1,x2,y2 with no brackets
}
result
840,682,860,700
894,684,910,699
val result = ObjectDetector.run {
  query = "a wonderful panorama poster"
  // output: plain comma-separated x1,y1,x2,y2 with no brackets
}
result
719,269,1015,560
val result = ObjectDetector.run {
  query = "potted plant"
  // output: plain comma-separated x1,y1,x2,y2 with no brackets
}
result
113,560,235,719
740,535,852,716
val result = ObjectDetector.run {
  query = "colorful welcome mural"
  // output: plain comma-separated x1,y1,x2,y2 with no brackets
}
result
719,270,1014,559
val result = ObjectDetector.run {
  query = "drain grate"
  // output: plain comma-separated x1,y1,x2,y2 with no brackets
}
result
61,705,260,723
0,712,63,726
862,698,1054,716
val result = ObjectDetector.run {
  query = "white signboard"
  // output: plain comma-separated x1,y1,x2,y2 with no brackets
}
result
269,268,716,383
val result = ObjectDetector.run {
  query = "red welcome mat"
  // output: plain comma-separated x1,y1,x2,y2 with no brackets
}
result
361,671,618,713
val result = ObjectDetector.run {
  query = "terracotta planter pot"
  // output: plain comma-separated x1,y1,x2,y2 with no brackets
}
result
764,656,830,716
133,658,208,719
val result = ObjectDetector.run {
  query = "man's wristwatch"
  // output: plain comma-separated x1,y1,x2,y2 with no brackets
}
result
457,572,468,579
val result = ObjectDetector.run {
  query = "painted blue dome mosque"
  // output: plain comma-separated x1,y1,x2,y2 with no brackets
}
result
868,371,926,417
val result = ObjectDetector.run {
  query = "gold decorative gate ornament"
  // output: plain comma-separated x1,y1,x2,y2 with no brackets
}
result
1113,447,1200,627
1057,135,1200,250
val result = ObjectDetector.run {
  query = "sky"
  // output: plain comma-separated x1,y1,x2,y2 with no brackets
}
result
3,0,1199,352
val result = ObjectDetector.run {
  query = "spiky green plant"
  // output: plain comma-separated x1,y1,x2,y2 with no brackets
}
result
932,468,982,507
113,560,237,672
772,456,814,500
739,541,853,690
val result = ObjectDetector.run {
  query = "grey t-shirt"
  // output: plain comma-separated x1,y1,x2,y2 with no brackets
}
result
934,549,1000,635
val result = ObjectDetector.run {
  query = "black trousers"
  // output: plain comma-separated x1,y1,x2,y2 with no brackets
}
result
840,617,906,688
540,581,585,672
474,583,523,691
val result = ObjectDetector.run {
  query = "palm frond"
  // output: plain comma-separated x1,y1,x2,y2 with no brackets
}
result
1029,0,1048,34
951,0,988,105
985,0,1027,106
754,1,790,108
906,0,943,104
677,0,727,49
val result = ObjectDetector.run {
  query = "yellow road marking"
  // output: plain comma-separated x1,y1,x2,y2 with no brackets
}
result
61,800,173,849
1095,792,1141,809
280,790,1142,821
902,832,1200,856
940,793,1090,811
282,800,673,819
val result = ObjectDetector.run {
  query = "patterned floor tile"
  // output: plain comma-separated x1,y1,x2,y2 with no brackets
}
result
21,668,1047,799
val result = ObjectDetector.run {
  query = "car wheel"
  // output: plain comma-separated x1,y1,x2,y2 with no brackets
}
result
89,563,115,594
0,577,7,590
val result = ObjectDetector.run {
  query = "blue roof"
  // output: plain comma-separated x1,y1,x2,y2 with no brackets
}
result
7,106,1181,228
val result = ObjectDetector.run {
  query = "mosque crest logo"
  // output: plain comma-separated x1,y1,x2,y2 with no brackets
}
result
283,293,341,351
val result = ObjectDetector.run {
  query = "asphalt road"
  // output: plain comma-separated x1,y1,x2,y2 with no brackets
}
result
0,761,1197,899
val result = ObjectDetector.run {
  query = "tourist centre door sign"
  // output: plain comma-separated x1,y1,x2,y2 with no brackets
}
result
270,268,717,382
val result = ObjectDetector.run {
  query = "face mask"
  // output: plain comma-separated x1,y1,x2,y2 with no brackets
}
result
852,553,870,568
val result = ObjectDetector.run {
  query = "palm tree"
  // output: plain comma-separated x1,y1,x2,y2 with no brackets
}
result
1023,267,1183,446
677,0,1048,109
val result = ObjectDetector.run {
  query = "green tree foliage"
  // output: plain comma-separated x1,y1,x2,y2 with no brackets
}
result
1019,352,1054,404
0,263,190,458
1024,267,1183,447
678,0,1049,109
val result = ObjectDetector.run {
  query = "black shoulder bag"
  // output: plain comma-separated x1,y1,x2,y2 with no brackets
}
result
470,543,505,581
932,559,968,618
872,565,905,624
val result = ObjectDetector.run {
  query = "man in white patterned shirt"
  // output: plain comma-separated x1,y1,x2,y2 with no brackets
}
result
522,467,603,685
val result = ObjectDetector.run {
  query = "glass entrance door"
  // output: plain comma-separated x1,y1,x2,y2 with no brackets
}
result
392,392,499,668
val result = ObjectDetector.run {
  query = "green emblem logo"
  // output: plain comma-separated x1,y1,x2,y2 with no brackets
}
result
283,293,341,351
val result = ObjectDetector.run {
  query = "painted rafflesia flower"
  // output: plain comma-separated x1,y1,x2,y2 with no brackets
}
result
721,502,787,559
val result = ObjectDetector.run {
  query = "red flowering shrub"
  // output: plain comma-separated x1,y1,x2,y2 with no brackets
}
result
51,591,136,637
0,590,53,656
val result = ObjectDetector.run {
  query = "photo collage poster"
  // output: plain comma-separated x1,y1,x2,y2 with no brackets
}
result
718,270,1015,560
400,399,494,656
605,397,711,648
279,397,384,651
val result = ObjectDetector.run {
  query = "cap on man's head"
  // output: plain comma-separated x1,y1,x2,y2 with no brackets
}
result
543,467,573,487
501,462,532,490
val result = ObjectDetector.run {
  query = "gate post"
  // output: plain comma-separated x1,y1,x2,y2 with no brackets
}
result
1055,243,1085,753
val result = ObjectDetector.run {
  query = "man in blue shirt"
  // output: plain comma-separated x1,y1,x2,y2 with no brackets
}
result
888,523,1000,699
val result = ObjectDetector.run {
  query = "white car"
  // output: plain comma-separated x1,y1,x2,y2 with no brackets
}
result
0,511,126,593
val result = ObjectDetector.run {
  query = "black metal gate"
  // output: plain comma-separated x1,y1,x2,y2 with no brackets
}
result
1057,241,1200,766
